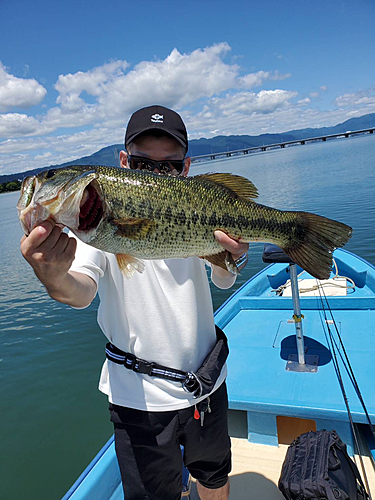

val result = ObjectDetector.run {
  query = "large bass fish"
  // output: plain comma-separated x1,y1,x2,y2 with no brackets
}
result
17,165,352,279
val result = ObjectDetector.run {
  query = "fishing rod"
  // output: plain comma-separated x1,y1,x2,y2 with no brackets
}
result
317,282,373,500
318,283,375,440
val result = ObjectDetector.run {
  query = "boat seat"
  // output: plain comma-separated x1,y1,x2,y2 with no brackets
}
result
262,244,295,265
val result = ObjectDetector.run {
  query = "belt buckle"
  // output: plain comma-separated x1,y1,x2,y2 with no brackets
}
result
137,359,154,376
124,353,136,370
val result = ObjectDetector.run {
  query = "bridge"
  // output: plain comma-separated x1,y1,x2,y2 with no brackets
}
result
190,127,375,163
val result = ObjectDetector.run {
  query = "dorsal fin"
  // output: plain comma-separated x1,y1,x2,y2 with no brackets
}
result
194,173,259,200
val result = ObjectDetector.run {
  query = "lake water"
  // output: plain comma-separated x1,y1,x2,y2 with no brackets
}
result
1,134,375,499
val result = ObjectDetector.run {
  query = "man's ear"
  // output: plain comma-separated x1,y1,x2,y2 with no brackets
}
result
182,156,191,177
119,150,128,168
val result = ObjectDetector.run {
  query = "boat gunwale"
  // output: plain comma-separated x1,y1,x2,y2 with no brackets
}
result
61,435,115,500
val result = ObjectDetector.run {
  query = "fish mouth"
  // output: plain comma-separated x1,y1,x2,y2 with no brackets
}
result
17,176,38,235
78,182,104,231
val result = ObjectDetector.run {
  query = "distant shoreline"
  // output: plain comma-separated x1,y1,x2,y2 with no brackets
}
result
2,112,375,184
0,180,21,194
1,128,375,188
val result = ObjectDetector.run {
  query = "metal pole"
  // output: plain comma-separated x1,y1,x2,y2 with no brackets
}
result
289,264,305,365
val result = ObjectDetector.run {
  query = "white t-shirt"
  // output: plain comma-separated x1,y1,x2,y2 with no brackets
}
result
69,235,236,411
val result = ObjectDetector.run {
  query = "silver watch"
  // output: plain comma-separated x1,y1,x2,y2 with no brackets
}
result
234,252,248,268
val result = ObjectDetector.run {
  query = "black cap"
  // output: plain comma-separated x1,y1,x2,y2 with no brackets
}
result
125,105,188,153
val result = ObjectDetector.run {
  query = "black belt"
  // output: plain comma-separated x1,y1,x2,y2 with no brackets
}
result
105,326,228,399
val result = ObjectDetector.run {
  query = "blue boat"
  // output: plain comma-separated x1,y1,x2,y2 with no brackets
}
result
62,247,375,499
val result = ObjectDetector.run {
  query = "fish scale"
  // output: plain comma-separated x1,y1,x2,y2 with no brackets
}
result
17,165,352,280
97,171,262,255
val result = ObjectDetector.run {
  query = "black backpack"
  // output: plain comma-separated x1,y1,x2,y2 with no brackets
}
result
278,429,369,500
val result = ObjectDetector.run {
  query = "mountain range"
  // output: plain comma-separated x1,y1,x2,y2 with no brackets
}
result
2,113,375,184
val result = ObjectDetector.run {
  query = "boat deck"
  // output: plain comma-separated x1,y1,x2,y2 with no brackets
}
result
189,435,375,499
189,438,288,499
216,249,375,455
63,431,375,500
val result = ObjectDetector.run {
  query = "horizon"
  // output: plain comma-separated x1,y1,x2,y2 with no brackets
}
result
1,0,374,176
2,112,373,182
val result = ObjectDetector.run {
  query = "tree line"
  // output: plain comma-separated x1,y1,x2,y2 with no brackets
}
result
0,180,22,193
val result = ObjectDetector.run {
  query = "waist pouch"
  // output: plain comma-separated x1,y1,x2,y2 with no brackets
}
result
105,325,229,399
278,429,369,500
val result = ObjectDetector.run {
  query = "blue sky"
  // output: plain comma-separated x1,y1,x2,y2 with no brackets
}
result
1,0,374,175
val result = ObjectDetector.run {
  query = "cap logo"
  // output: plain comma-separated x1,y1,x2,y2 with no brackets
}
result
151,113,163,123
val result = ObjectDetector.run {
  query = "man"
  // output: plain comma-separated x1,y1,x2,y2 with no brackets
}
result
20,105,249,500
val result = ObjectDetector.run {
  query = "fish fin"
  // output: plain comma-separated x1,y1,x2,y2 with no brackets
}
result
204,250,240,275
111,217,156,240
283,213,353,279
195,173,259,200
116,254,145,279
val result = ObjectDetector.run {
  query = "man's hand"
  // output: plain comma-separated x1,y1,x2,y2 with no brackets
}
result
214,230,249,262
20,219,97,308
21,219,77,289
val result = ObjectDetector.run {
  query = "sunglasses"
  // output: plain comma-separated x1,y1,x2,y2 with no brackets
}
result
128,155,185,175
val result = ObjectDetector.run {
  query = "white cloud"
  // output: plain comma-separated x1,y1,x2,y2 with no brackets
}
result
35,151,53,161
43,101,97,129
298,98,311,105
0,136,52,154
41,43,243,131
0,125,125,174
238,70,291,88
0,44,292,140
0,62,47,112
96,47,291,123
95,44,241,119
2,44,375,176
335,87,375,108
206,89,297,117
0,113,53,138
183,89,298,138
54,60,129,100
50,44,291,131
320,85,328,91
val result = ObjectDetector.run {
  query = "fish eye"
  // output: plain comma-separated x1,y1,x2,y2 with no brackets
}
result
45,169,57,179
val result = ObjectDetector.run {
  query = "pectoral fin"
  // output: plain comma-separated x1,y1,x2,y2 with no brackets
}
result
112,217,156,240
116,254,145,279
203,250,239,275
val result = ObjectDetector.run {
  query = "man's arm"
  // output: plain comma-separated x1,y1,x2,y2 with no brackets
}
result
20,220,97,308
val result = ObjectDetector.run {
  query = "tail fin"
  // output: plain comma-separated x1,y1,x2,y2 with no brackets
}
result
284,213,352,279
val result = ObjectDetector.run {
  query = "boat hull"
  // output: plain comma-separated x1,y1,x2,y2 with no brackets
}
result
63,249,375,499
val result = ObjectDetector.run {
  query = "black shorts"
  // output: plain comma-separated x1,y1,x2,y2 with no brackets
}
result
109,381,231,500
